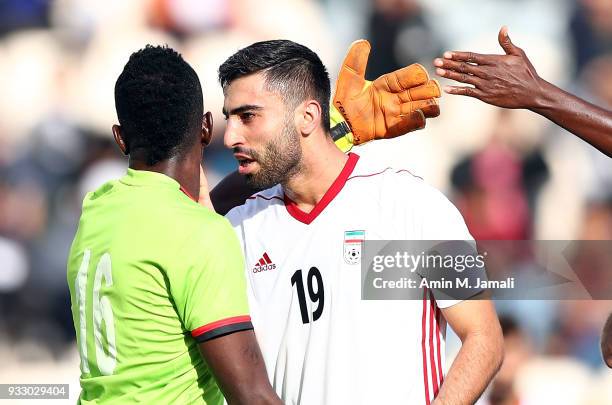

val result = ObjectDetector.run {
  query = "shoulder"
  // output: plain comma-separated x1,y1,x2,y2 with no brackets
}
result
172,205,241,262
349,153,471,239
81,178,121,209
145,190,237,247
225,184,284,227
182,202,235,238
356,164,458,215
346,153,430,197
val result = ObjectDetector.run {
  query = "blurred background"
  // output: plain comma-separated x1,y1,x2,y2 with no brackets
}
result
0,0,610,403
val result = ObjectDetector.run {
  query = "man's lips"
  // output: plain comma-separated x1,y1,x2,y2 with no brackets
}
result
233,153,255,162
234,153,257,174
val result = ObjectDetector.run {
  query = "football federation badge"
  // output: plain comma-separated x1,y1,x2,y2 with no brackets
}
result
344,230,365,265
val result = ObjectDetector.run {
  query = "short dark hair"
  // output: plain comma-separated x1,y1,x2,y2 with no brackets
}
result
114,45,203,165
218,40,330,131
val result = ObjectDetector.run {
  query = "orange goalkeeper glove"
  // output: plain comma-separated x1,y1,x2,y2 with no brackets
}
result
332,39,441,146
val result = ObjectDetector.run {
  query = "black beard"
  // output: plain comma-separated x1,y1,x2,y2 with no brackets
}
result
243,121,302,190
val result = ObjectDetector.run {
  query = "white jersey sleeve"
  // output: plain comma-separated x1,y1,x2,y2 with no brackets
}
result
225,207,246,250
379,170,476,308
420,185,477,309
225,184,284,246
417,184,473,241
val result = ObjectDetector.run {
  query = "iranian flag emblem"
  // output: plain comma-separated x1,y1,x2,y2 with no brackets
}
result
344,230,365,265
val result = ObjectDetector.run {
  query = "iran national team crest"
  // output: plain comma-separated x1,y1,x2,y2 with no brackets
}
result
344,230,365,265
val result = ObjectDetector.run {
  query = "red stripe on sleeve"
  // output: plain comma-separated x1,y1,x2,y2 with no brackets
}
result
428,291,439,396
435,306,444,386
421,288,431,405
191,315,252,338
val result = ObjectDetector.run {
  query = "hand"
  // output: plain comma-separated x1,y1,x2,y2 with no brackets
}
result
333,39,441,145
434,26,545,109
198,164,215,211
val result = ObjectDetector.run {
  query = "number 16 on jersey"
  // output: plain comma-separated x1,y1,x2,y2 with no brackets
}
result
74,249,117,376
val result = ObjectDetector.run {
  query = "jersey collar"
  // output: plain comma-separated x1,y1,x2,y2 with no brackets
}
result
121,169,199,203
284,152,359,225
121,168,180,187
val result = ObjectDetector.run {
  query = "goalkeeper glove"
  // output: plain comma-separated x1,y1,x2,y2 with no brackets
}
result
332,39,441,149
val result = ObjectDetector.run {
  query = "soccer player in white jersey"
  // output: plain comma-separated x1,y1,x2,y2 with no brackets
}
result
218,40,504,405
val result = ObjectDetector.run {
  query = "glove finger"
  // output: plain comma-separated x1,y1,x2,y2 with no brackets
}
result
337,39,370,91
400,99,440,118
334,40,371,102
374,63,429,92
386,110,426,138
339,40,370,80
398,80,442,102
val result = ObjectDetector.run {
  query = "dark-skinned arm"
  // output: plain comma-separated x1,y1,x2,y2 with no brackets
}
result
199,329,282,405
434,26,612,158
210,170,261,215
602,312,612,368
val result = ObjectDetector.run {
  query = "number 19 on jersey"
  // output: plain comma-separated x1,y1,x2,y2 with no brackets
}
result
290,267,324,324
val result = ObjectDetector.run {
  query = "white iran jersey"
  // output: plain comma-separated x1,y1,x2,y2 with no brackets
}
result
226,153,473,405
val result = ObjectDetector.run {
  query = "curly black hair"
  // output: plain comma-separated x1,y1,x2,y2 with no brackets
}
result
218,40,330,131
114,45,203,165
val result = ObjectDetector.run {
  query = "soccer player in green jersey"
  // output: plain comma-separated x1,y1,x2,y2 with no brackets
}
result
67,46,281,405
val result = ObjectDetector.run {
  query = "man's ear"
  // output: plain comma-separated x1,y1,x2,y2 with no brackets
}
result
201,112,213,146
299,100,322,136
112,124,129,155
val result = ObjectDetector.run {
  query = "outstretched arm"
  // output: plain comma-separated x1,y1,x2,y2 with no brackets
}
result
434,26,612,158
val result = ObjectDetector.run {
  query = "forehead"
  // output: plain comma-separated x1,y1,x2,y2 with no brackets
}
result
223,72,285,110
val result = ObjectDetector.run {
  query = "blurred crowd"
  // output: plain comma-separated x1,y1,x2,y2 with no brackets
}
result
0,0,610,404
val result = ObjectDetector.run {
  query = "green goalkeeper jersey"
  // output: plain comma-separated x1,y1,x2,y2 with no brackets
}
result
67,168,252,404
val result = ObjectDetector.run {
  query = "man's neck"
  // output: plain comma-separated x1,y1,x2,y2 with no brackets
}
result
129,150,201,201
283,135,349,213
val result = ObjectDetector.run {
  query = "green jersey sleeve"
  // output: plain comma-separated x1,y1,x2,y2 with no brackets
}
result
167,215,252,343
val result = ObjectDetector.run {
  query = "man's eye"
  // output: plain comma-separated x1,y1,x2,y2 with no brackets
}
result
240,112,255,121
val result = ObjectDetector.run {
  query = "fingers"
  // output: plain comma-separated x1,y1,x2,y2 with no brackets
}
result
334,40,370,101
498,26,521,56
400,98,440,118
433,58,487,79
340,39,371,78
388,110,426,138
374,63,429,92
397,80,441,102
393,63,429,89
441,51,496,65
442,85,484,99
435,66,483,87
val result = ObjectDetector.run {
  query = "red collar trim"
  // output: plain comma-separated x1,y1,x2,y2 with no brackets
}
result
179,185,198,203
284,153,360,225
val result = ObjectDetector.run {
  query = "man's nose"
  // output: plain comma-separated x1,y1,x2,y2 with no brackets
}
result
223,120,244,150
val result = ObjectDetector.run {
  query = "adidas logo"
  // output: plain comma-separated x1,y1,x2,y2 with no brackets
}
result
252,252,276,273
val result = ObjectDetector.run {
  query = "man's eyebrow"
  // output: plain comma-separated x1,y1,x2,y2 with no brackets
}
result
222,104,263,117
